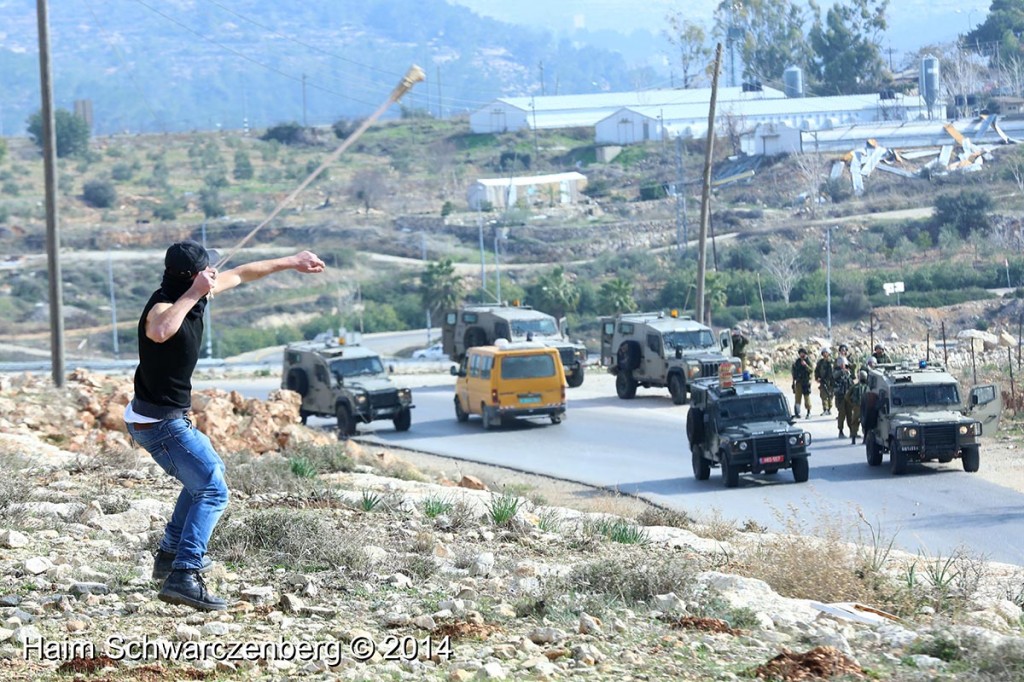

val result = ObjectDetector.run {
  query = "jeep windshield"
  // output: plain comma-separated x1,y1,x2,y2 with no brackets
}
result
891,383,961,407
663,330,715,350
718,396,790,422
510,319,558,337
330,356,385,379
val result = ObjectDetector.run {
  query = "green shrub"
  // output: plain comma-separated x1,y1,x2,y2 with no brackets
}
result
233,150,254,180
933,188,992,238
261,122,305,145
111,162,136,182
82,178,117,208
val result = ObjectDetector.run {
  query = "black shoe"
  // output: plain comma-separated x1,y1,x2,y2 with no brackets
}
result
158,569,227,611
152,550,213,582
838,430,845,438
851,436,857,444
794,411,801,419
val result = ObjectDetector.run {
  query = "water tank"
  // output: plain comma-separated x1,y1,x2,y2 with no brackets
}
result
784,66,804,98
920,55,940,113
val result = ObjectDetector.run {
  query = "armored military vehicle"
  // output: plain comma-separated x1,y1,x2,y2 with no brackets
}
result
861,361,1000,475
441,304,588,387
687,375,812,487
599,311,739,404
282,338,413,438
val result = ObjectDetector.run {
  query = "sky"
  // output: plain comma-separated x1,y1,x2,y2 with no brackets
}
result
451,0,994,74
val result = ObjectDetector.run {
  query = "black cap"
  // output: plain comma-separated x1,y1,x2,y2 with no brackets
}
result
838,344,848,351
165,240,211,279
798,347,807,354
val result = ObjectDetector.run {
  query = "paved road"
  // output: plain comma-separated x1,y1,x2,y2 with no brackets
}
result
217,372,1024,565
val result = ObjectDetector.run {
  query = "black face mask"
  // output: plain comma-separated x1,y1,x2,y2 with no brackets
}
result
159,271,207,318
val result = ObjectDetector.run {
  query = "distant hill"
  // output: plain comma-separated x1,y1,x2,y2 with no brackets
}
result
0,0,654,136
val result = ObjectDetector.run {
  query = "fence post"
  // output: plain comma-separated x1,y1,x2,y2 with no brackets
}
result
1011,346,1017,417
971,338,977,385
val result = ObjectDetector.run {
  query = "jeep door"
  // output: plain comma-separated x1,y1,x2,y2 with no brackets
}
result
308,360,334,415
645,332,665,382
719,330,732,355
600,320,615,367
967,384,1002,434
442,311,458,359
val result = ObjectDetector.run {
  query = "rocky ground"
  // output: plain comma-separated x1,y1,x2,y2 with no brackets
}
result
1,371,1024,681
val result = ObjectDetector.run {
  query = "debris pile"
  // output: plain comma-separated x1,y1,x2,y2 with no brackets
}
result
0,369,332,455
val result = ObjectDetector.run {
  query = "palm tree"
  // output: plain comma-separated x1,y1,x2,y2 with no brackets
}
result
421,258,464,318
532,266,580,319
598,277,637,315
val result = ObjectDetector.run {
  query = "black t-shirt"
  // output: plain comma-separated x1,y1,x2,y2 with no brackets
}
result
131,289,205,419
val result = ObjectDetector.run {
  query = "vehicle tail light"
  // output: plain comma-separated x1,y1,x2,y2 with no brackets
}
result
491,389,499,405
561,386,566,401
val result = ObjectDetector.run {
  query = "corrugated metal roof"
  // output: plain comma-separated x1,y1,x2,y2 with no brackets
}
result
474,172,587,187
612,93,926,122
492,86,786,113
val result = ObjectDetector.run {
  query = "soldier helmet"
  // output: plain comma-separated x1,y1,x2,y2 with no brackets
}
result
866,357,877,368
858,370,868,382
821,348,831,356
838,343,848,352
874,344,884,352
836,356,847,368
798,347,808,354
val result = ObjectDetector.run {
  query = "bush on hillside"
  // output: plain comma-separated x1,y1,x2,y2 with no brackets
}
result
82,179,117,208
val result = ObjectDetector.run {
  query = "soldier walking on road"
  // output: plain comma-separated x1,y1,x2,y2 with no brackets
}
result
730,327,749,371
815,348,835,416
833,358,854,438
837,343,856,376
848,370,870,444
791,347,813,419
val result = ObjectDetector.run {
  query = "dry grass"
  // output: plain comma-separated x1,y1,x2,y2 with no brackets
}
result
0,452,33,527
636,506,693,529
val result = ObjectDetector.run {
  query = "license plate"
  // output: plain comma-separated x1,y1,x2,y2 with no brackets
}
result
519,394,541,404
759,455,785,464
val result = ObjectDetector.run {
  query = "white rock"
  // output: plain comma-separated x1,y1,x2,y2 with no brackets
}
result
578,612,603,635
906,654,947,671
23,557,53,575
876,623,920,650
0,530,29,549
528,627,566,645
0,629,13,642
389,573,413,589
696,571,818,628
12,625,40,644
201,622,229,637
470,552,495,577
385,612,410,627
413,615,437,631
176,624,201,642
279,594,305,613
475,661,506,679
653,592,686,612
239,586,276,606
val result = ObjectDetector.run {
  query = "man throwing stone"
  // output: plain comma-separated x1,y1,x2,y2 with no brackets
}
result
124,240,325,611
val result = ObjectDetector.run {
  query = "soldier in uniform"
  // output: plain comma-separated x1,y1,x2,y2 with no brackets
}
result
814,348,835,416
730,327,749,371
872,344,892,364
791,347,813,419
837,343,856,376
848,369,870,444
833,357,854,438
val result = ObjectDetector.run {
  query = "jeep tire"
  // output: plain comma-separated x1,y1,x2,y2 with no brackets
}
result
286,368,310,397
336,405,356,439
464,327,488,351
686,408,705,444
961,444,980,473
691,443,711,481
792,457,809,483
721,452,740,488
669,373,687,405
616,341,642,373
566,365,585,388
393,407,411,432
865,431,883,466
615,372,638,400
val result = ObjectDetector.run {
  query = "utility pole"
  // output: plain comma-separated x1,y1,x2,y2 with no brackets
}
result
696,43,723,327
494,229,502,304
421,233,431,345
108,251,119,358
37,0,65,386
531,98,540,163
825,226,833,343
539,61,545,96
301,73,308,127
675,135,684,253
477,205,487,297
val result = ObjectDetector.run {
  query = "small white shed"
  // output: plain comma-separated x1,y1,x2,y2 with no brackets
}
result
740,123,803,156
467,172,588,210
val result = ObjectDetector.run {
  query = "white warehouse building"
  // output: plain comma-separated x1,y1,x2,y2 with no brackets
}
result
469,86,786,134
594,93,935,145
467,172,588,211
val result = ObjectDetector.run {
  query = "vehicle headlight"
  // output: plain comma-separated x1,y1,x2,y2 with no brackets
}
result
959,425,969,435
788,435,798,446
399,388,412,401
355,394,367,404
899,427,918,439
737,441,748,451
687,365,701,378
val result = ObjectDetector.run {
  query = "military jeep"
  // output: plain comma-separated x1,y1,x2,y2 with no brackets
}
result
687,376,812,487
599,311,739,404
861,361,1000,475
282,339,413,438
441,304,588,387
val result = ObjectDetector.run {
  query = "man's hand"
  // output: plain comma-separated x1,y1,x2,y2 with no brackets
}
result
190,267,218,297
292,251,326,273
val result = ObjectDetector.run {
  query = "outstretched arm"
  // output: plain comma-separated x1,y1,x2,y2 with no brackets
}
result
214,251,325,294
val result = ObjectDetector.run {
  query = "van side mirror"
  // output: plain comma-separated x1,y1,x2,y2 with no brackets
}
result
971,393,979,406
675,347,683,359
388,364,395,374
450,366,458,376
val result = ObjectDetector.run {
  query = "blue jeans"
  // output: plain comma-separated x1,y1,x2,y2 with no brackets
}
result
127,419,229,570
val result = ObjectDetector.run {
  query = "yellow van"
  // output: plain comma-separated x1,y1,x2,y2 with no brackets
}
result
452,341,567,429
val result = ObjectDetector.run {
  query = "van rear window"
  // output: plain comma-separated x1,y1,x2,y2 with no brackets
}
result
500,354,556,379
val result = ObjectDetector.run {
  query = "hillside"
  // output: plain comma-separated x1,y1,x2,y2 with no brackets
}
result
0,0,649,136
